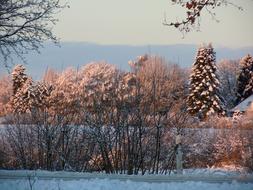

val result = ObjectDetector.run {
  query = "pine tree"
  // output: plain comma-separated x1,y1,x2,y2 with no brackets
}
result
187,44,224,119
236,54,253,103
11,77,33,113
10,64,51,113
11,64,28,94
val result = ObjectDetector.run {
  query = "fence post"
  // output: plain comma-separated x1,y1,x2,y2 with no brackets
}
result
176,134,183,174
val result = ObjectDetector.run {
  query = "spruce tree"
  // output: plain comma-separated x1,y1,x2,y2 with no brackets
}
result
187,44,224,119
10,64,51,113
236,54,253,103
11,64,28,94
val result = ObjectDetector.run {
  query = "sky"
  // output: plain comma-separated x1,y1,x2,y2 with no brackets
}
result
53,0,253,48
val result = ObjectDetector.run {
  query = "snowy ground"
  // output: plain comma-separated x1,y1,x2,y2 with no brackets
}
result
1,178,253,190
0,169,252,190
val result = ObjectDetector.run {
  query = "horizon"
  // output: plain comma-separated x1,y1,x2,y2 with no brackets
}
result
1,42,253,80
47,41,253,48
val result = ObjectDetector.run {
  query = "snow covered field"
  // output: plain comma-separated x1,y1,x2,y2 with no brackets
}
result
1,178,253,190
0,169,253,190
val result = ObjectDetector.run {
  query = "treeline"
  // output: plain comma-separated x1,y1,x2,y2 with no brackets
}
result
0,56,190,173
0,50,253,173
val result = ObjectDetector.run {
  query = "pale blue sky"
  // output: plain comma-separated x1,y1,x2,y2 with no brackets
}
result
54,0,253,47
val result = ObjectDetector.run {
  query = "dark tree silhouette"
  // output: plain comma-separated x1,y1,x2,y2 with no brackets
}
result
0,0,68,68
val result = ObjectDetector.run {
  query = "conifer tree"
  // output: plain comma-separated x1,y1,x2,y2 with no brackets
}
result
236,54,253,103
11,64,28,94
187,44,224,119
10,64,51,113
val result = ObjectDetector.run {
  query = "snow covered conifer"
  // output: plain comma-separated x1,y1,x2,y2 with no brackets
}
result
11,64,28,94
10,64,52,113
187,44,224,119
236,54,253,103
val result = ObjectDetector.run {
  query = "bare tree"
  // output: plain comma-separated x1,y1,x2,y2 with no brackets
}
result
217,59,239,109
0,0,68,68
0,75,12,116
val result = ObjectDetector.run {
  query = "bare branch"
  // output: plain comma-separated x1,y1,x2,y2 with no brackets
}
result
164,0,243,34
0,0,68,68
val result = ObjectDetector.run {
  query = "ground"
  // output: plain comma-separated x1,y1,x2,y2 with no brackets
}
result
1,178,253,190
0,168,253,190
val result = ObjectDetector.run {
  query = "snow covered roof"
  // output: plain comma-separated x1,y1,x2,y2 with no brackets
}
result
232,94,253,112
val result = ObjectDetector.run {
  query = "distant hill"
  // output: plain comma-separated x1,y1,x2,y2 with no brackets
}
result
1,42,253,80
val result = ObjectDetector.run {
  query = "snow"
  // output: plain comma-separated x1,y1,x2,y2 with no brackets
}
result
0,169,253,190
182,167,250,176
232,95,253,112
1,178,253,190
213,101,218,106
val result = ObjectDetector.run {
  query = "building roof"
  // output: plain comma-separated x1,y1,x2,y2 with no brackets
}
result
232,95,253,112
